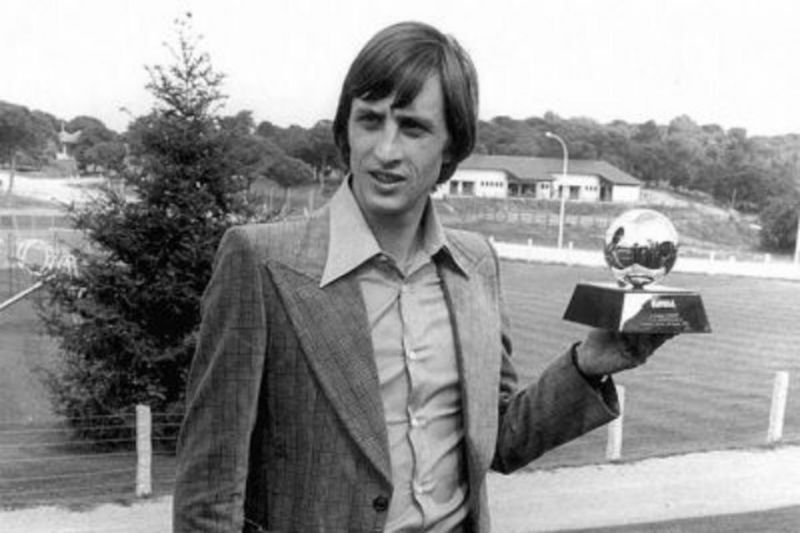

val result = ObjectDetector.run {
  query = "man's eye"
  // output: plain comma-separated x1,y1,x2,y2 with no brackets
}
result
400,121,427,137
357,114,382,128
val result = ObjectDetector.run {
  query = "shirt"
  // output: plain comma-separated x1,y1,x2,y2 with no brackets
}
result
321,181,469,532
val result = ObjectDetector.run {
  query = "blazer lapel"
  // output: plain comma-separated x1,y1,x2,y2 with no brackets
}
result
265,214,391,485
439,247,502,476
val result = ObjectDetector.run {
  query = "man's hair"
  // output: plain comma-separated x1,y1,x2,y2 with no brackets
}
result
332,21,479,184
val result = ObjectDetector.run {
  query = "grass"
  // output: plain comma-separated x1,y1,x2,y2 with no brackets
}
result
500,261,800,470
2,261,799,510
1,190,798,511
0,281,176,510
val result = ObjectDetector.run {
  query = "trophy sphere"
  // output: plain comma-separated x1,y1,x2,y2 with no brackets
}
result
604,209,678,289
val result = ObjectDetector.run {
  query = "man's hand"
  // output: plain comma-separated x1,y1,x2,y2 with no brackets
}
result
575,329,673,378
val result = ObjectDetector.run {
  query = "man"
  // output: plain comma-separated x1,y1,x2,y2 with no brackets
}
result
174,21,668,532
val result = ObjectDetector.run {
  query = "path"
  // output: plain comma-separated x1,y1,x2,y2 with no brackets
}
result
3,445,799,532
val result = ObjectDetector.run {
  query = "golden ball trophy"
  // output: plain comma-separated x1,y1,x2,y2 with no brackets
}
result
563,209,711,333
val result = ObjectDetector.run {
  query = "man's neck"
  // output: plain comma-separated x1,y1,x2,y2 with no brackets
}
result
365,207,426,269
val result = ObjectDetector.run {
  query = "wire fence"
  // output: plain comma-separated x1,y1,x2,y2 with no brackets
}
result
0,408,180,510
0,366,796,510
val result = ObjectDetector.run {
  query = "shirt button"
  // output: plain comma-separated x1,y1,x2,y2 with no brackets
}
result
413,479,434,495
407,350,418,361
410,416,424,428
372,495,389,512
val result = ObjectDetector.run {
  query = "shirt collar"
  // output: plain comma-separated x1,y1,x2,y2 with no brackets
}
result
321,177,467,287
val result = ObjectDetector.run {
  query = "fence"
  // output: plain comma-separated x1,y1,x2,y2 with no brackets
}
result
490,238,800,281
0,368,794,509
0,407,179,509
606,371,791,462
0,226,85,309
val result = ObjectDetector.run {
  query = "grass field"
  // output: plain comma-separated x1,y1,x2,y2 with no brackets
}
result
500,261,800,469
0,279,177,509
1,260,799,508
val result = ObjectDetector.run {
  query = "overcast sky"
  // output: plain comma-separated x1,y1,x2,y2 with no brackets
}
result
2,0,799,136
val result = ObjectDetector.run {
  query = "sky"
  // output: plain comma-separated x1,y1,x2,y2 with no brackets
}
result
2,0,799,136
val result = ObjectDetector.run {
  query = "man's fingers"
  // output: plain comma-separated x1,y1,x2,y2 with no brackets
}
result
619,333,674,365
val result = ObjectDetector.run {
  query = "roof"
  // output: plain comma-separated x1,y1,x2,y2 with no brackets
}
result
458,154,641,186
58,130,81,144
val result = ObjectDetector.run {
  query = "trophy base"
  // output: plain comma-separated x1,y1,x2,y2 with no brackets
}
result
563,282,711,334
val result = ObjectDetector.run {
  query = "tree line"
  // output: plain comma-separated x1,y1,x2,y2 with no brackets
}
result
0,103,327,192
4,101,799,251
475,114,800,251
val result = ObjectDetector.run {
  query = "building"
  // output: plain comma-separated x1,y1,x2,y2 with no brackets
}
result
435,154,641,203
57,123,81,161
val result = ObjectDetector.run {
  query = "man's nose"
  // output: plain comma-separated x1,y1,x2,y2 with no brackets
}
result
374,124,402,164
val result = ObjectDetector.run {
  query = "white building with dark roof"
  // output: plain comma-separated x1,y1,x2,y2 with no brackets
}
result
436,154,642,203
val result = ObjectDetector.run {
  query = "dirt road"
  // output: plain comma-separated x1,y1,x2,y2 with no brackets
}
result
3,445,799,532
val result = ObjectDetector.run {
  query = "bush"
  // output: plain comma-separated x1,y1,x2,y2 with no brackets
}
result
759,196,800,252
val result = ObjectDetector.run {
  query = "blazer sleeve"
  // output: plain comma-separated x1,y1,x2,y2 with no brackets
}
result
173,227,268,532
489,246,620,474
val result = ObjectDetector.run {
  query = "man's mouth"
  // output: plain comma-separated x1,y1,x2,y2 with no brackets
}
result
370,171,405,185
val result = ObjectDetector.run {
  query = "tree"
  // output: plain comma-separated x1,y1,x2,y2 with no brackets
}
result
66,115,118,174
38,13,267,437
759,196,800,252
84,140,127,175
0,101,50,199
265,152,314,188
255,119,341,175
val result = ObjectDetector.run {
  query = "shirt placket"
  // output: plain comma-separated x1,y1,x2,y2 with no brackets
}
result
399,268,437,525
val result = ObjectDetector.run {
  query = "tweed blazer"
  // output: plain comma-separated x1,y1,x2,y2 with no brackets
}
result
173,204,618,533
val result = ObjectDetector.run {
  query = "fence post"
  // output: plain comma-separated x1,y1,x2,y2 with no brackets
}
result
767,371,790,444
606,385,625,461
136,404,152,497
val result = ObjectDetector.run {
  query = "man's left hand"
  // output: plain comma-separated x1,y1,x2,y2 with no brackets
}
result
575,329,673,378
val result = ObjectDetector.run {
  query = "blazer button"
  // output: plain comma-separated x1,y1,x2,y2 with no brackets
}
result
372,495,389,512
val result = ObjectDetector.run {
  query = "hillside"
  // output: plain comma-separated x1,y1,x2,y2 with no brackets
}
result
436,187,763,260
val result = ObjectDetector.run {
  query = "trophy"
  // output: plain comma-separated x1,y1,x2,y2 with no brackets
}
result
563,209,711,334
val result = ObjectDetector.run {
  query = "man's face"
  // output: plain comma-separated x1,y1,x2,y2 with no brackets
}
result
347,75,450,225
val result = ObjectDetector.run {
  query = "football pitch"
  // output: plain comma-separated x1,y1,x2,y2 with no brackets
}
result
500,260,800,469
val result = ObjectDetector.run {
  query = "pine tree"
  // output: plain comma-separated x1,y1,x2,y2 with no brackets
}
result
38,14,265,438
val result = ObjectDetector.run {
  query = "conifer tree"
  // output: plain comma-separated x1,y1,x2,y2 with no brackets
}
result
39,14,265,435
